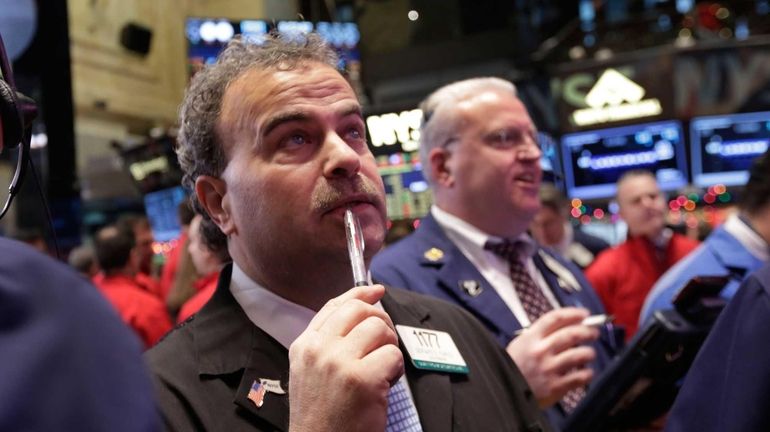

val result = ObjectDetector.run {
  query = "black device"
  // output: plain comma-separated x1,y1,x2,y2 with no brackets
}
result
671,275,730,325
563,275,730,432
0,32,38,220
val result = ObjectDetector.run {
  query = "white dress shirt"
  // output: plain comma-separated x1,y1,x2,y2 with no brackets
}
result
431,205,561,327
229,262,420,417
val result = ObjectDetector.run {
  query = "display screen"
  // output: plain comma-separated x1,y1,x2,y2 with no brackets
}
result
561,120,688,200
143,186,187,242
185,18,361,79
690,111,770,187
375,152,431,221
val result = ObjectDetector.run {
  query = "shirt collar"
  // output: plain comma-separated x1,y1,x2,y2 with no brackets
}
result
430,205,536,258
229,263,316,350
554,223,573,255
724,213,770,261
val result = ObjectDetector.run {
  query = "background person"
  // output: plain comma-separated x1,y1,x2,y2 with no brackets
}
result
176,214,230,322
530,183,609,269
372,77,619,427
585,170,699,340
641,149,770,325
92,224,172,348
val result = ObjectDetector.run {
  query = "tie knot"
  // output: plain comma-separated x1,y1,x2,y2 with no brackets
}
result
484,239,527,262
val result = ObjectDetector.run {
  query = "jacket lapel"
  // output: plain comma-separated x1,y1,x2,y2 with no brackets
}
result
193,264,291,431
533,250,580,308
382,289,453,432
233,336,291,430
418,216,522,339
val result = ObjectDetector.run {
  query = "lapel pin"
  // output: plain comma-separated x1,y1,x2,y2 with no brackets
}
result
259,378,286,395
459,280,483,297
247,380,266,408
424,247,444,262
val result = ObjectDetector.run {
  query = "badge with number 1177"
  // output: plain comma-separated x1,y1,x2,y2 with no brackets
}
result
395,325,469,374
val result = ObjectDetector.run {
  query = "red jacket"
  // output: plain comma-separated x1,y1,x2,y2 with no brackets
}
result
176,272,219,323
93,274,173,349
586,233,699,340
159,232,188,300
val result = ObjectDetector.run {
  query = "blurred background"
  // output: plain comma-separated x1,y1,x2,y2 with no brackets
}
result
1,0,767,257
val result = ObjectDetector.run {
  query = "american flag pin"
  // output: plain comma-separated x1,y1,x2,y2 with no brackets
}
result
247,380,267,408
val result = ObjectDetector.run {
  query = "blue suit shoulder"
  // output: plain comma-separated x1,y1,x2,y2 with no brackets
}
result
665,263,770,432
0,238,160,432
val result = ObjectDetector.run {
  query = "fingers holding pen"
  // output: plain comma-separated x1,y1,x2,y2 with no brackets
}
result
308,284,387,332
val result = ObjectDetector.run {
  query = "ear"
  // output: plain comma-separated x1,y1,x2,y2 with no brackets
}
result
195,175,236,236
428,147,454,187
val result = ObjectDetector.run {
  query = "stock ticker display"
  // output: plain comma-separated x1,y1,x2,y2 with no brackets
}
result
561,120,689,200
366,109,431,220
690,111,770,188
376,152,431,221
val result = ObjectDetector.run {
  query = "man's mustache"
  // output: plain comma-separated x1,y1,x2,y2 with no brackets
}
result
312,175,384,213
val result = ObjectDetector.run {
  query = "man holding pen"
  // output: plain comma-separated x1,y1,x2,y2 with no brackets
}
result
145,34,549,431
372,77,620,428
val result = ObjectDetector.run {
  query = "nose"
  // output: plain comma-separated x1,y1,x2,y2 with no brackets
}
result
518,137,542,161
322,131,361,179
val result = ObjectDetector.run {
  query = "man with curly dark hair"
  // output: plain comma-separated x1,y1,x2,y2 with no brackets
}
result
145,33,550,432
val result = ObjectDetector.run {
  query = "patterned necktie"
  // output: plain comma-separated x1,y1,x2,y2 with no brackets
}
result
484,239,553,322
386,378,423,432
484,239,585,413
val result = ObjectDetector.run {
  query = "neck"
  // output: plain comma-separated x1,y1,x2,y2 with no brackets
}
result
435,201,529,239
232,245,356,312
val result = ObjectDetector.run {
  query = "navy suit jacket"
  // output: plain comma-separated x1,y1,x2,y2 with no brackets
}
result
0,238,159,431
372,214,620,428
665,263,770,432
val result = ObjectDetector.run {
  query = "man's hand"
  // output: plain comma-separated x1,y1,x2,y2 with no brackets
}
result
506,308,599,408
288,284,404,432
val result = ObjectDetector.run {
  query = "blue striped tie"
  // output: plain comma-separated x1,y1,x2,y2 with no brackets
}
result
385,379,423,432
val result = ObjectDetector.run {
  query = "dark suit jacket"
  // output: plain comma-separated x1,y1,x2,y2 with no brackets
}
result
665,263,770,432
145,264,552,432
371,214,621,428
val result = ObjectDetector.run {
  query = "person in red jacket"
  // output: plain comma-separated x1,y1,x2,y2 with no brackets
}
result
159,200,196,301
92,224,173,348
177,215,230,322
585,170,698,340
117,214,162,298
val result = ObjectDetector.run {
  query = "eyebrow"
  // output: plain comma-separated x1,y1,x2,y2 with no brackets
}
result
261,104,363,138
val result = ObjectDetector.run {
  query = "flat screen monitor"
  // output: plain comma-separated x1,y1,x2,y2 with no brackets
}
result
561,121,688,200
539,132,565,189
143,186,187,243
690,111,770,188
185,18,361,78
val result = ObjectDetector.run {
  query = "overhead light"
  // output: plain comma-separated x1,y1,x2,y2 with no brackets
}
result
408,10,419,21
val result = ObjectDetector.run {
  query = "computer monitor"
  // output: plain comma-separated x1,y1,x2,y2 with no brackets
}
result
690,111,770,188
185,18,361,78
375,152,431,221
561,121,688,200
143,186,187,243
